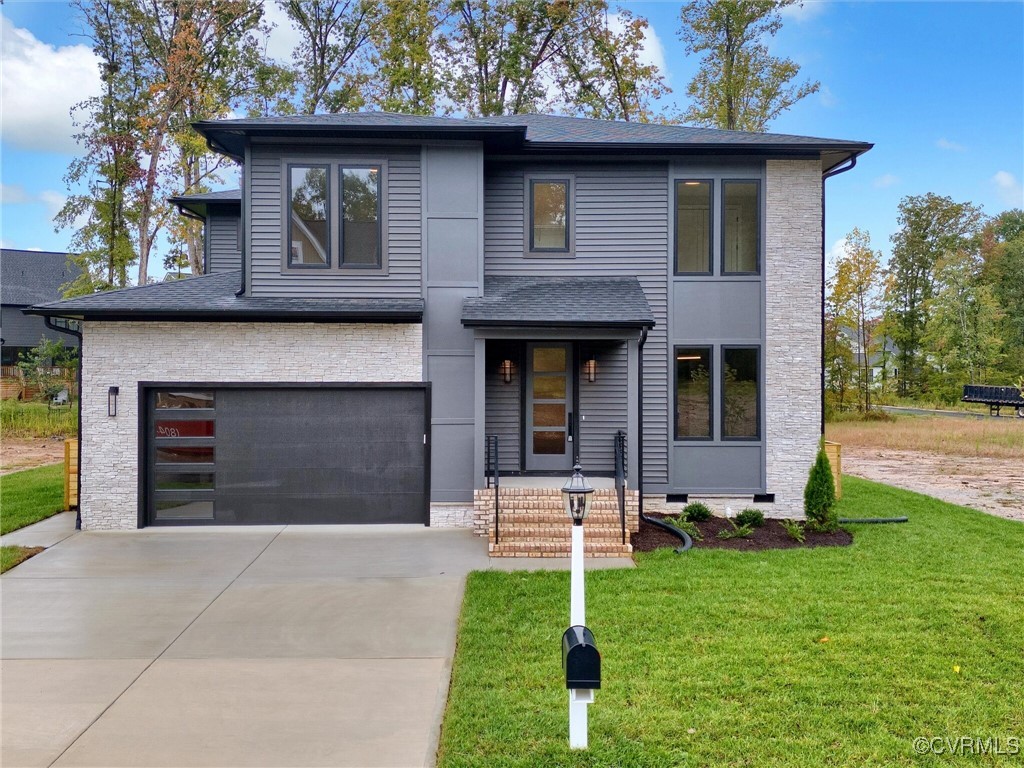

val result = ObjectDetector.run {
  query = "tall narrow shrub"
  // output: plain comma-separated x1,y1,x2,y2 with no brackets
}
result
804,446,837,532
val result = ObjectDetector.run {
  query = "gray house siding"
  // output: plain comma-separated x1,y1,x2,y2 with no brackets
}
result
248,143,422,298
484,340,522,473
421,144,484,502
1,306,77,350
577,341,628,474
206,207,242,274
483,161,670,486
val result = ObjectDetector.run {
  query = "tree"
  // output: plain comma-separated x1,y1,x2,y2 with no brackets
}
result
824,274,854,413
887,193,985,396
983,210,1024,358
366,0,443,114
678,0,819,131
830,228,883,411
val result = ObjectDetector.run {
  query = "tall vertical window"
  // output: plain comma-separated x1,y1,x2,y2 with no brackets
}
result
722,180,760,274
722,347,759,439
341,166,381,267
675,180,712,274
288,165,330,267
530,180,569,251
675,347,712,439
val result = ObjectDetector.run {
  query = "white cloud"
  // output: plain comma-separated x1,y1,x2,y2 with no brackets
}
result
261,1,301,63
0,13,102,154
38,190,67,220
1,183,31,203
873,173,899,189
825,236,847,278
991,171,1024,207
607,12,667,76
780,1,828,23
818,84,838,108
935,137,965,152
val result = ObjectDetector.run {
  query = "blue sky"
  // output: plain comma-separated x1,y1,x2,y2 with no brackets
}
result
1,0,1022,280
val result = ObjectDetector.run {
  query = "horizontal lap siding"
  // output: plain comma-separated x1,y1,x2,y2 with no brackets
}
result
484,162,670,485
249,145,421,298
207,211,241,273
578,342,627,473
485,342,521,473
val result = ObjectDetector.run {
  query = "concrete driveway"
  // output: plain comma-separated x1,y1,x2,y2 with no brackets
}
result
1,524,493,768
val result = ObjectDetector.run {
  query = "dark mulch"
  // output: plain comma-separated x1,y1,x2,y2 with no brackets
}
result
631,514,853,553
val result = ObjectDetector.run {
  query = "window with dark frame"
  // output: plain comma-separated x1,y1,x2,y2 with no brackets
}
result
722,180,760,274
675,347,712,439
287,165,330,267
530,179,569,251
341,165,381,268
722,347,760,439
675,180,712,274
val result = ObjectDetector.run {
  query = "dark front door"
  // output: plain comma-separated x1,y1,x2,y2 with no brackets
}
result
145,385,428,526
525,343,574,471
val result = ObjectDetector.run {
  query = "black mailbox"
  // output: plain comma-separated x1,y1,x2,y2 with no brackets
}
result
562,625,601,689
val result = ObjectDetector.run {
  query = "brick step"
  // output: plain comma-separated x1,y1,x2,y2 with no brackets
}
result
490,527,629,543
495,512,627,525
490,500,624,510
489,540,633,557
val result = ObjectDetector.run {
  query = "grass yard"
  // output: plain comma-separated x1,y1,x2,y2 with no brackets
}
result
827,414,1023,459
438,477,1024,767
1,545,44,573
0,463,65,535
0,398,77,439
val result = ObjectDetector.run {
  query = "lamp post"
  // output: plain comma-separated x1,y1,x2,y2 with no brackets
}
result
562,463,595,749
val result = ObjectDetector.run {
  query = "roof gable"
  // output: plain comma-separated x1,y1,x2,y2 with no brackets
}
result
1,250,80,306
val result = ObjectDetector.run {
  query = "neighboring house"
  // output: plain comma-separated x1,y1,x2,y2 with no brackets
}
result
2,249,80,366
168,189,242,275
833,324,899,389
28,112,871,544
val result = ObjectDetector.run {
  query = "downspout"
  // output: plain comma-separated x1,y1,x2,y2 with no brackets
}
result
820,155,859,434
44,316,83,530
635,327,691,552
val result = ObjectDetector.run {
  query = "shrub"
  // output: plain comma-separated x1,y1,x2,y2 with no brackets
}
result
683,502,713,522
735,508,765,528
717,520,754,539
805,445,838,532
663,516,702,541
781,519,805,543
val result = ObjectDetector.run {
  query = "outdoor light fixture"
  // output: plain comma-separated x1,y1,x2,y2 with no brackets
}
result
561,463,594,525
107,386,119,417
584,357,597,383
676,355,701,361
500,359,514,384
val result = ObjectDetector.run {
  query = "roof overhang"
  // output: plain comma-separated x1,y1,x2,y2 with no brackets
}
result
24,306,423,324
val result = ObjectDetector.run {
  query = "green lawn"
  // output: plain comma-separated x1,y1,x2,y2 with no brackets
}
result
438,477,1024,767
1,545,44,573
1,463,65,535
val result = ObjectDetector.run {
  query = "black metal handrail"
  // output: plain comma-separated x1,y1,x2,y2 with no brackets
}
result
485,434,500,544
614,429,627,545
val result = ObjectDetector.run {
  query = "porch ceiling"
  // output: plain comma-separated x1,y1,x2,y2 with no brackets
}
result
462,276,655,331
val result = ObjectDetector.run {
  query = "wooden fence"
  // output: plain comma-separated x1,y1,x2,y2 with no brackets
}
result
823,440,842,499
1,367,78,401
64,439,79,509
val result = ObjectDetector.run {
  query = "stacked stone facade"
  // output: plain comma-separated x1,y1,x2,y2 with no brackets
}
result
79,321,422,530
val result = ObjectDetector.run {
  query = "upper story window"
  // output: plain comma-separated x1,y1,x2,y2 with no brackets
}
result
673,177,761,276
527,175,573,255
675,180,712,274
288,165,330,267
722,181,759,274
284,159,385,272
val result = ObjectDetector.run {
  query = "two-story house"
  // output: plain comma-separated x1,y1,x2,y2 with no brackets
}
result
29,112,870,553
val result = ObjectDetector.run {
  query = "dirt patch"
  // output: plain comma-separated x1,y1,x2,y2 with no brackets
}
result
0,438,66,475
840,447,1024,523
632,515,852,553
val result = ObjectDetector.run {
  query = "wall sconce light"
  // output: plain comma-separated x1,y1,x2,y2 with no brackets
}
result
584,357,597,383
500,359,514,384
108,386,119,417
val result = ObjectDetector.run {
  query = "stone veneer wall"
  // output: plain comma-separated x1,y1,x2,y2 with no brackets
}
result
763,158,823,518
80,321,422,530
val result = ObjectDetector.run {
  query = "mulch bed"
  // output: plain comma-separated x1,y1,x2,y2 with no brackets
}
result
631,514,853,553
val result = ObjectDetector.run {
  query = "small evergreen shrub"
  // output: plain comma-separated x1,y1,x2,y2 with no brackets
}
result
804,445,838,532
683,502,713,522
735,508,765,528
664,516,702,541
717,519,754,539
781,519,806,543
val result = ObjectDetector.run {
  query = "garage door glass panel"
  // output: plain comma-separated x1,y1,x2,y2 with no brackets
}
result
156,471,215,490
155,391,214,409
155,420,214,438
156,446,214,464
155,499,214,520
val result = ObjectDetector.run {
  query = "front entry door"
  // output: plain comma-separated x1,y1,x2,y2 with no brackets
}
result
525,343,574,471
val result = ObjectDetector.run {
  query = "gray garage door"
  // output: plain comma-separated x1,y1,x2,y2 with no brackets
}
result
145,385,429,526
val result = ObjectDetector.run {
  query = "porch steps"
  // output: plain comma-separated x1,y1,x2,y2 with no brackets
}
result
481,488,637,558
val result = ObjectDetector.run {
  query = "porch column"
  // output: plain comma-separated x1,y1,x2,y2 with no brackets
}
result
626,337,640,482
473,336,487,489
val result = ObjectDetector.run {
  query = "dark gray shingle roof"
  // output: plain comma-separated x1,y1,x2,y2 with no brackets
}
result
462,276,654,329
27,271,423,321
1,249,81,306
169,189,241,204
